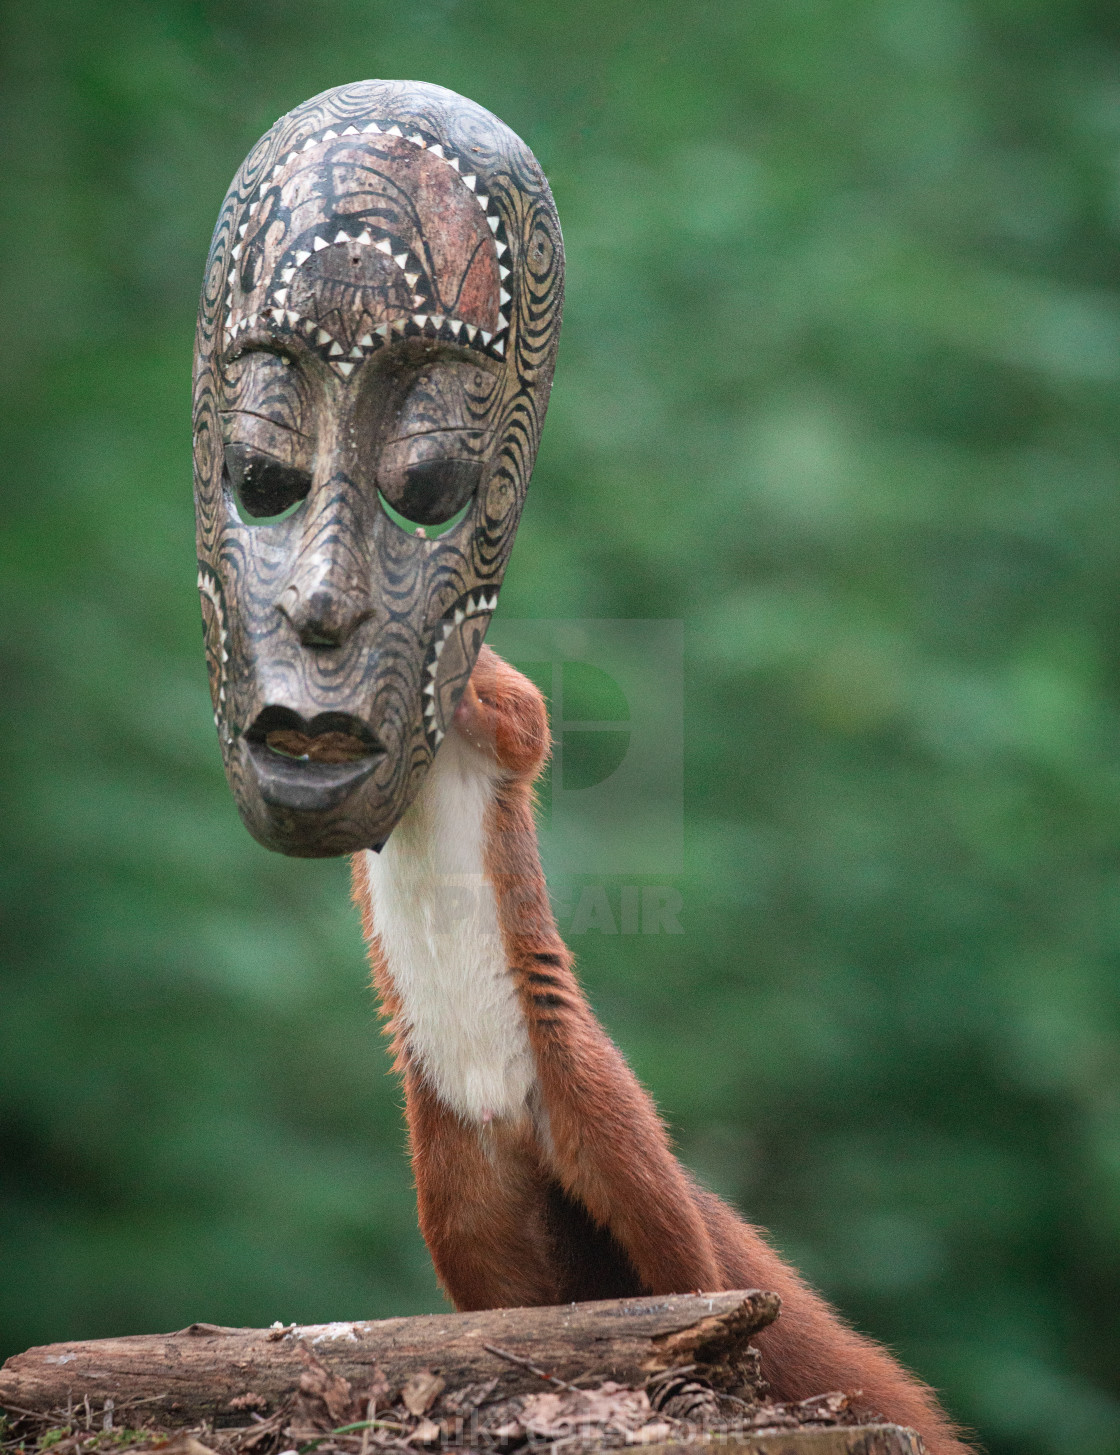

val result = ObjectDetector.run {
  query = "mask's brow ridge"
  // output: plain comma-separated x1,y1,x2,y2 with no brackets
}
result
221,407,312,440
385,424,491,444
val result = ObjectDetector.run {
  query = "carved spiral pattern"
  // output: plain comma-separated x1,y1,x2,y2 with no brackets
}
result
193,81,563,856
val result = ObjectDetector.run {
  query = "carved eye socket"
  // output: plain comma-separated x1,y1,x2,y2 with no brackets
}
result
370,361,492,537
224,442,311,523
377,454,482,539
397,457,482,525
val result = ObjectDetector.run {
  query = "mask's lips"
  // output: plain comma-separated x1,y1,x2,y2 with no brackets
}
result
243,707,382,811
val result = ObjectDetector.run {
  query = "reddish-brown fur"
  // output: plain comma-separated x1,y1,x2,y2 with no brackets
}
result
352,646,972,1454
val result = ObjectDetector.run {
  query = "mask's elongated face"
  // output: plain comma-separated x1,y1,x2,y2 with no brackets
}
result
193,81,563,855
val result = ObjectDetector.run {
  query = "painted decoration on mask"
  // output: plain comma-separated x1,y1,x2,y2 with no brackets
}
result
193,80,563,856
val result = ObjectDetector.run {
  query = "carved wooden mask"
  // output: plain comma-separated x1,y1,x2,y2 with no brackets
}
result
193,81,563,856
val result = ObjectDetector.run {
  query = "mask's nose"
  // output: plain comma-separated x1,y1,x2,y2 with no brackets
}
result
276,484,374,647
277,578,373,646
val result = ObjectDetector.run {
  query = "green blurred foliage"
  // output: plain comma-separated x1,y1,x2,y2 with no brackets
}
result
2,2,1120,1452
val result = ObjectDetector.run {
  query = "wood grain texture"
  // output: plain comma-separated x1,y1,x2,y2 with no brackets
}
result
650,1433,923,1455
193,81,563,857
0,1292,778,1425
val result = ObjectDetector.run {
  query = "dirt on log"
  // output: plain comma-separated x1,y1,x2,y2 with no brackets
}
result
0,1291,780,1427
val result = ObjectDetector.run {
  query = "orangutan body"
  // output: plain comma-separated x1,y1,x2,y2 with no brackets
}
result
352,646,970,1455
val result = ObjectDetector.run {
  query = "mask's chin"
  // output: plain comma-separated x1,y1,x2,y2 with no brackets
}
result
232,707,401,855
247,744,379,813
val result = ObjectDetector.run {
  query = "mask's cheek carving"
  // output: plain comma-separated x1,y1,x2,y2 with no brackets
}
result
197,564,230,726
421,591,499,748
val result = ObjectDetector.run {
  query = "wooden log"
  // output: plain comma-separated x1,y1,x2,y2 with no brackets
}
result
0,1291,780,1427
644,1434,922,1455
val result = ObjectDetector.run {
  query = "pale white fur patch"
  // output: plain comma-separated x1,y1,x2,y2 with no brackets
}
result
363,727,536,1124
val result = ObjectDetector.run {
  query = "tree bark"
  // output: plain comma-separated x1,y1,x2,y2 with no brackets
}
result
0,1290,780,1427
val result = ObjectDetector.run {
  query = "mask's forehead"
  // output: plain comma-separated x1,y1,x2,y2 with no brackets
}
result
223,117,515,377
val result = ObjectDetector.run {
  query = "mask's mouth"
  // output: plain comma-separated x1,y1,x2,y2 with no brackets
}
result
243,707,382,811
